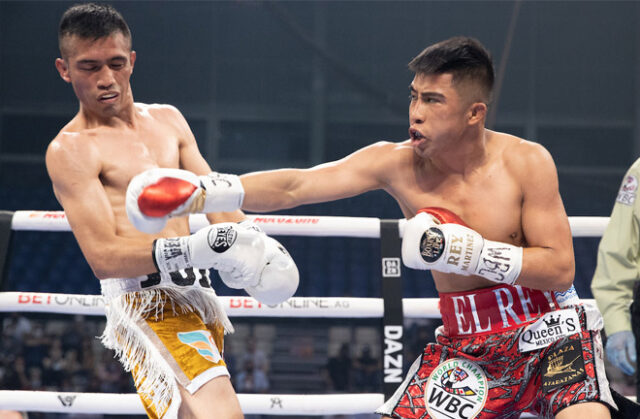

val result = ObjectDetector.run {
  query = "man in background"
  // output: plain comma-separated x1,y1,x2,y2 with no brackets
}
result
592,158,640,399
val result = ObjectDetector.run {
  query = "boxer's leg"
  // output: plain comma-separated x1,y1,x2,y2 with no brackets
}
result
555,402,611,419
178,376,242,419
106,287,235,418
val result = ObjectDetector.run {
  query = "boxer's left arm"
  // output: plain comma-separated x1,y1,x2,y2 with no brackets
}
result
402,143,573,292
171,107,298,303
510,141,575,292
402,209,524,285
170,105,245,225
46,134,159,278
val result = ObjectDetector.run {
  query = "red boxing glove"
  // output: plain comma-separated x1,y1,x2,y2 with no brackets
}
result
126,168,244,234
138,177,198,217
417,207,468,227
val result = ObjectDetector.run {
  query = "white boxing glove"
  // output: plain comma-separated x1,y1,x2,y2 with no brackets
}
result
220,221,299,305
127,168,245,234
245,236,299,305
153,223,264,285
401,212,438,270
402,209,523,285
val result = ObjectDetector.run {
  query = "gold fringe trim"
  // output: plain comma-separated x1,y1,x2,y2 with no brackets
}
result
101,286,233,417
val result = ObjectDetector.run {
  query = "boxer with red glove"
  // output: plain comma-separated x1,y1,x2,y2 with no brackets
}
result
402,207,523,285
129,168,298,305
126,168,245,233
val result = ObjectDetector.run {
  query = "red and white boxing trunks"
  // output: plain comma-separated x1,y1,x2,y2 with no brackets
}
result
377,284,616,418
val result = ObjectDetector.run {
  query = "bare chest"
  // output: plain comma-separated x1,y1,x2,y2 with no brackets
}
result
394,165,524,245
96,126,180,192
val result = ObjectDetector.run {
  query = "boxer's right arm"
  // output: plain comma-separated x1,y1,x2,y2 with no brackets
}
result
153,222,264,276
46,135,158,278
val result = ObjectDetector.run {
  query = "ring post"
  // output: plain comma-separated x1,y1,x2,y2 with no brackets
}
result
0,211,14,290
380,219,404,399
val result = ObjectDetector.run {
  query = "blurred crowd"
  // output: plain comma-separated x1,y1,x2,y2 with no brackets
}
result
0,313,415,419
0,313,133,396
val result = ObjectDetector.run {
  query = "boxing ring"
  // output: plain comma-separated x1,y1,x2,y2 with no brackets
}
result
0,210,608,415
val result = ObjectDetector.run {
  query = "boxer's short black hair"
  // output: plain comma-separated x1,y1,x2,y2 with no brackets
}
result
58,3,131,57
409,36,494,103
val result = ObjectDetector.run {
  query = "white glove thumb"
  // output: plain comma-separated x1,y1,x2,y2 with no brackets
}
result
401,212,438,270
246,237,299,305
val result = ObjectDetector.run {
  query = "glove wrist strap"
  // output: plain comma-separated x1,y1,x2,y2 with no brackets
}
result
200,172,245,213
474,239,522,285
238,219,263,233
153,237,192,273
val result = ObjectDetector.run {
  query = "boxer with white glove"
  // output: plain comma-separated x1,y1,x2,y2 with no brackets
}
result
402,207,523,285
127,168,245,233
220,220,299,305
153,220,299,305
153,222,264,279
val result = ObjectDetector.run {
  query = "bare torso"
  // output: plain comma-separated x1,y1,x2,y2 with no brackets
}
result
46,102,221,278
378,130,532,293
61,104,189,238
238,125,572,294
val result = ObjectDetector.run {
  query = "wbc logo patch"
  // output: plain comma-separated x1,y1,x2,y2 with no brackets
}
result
425,358,488,419
177,330,222,363
616,174,638,205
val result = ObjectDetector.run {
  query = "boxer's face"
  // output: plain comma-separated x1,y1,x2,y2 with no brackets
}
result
56,32,136,118
408,73,479,159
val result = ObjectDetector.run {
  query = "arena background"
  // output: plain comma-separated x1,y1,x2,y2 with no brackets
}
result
0,1,638,418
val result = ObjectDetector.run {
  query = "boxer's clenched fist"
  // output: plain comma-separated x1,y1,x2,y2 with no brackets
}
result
220,221,299,305
126,168,244,233
153,222,265,284
402,207,523,285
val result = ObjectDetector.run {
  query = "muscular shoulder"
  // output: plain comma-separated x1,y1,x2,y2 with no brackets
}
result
47,126,100,164
349,140,413,178
370,140,412,153
46,130,101,185
138,103,187,128
357,140,413,165
137,103,193,144
491,132,560,200
498,133,556,177
138,103,182,119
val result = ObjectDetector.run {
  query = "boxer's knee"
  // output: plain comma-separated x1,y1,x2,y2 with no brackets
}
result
178,376,243,419
555,401,611,419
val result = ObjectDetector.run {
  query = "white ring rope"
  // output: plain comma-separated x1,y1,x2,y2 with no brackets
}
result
0,391,384,415
0,291,597,317
9,210,609,237
0,390,543,417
